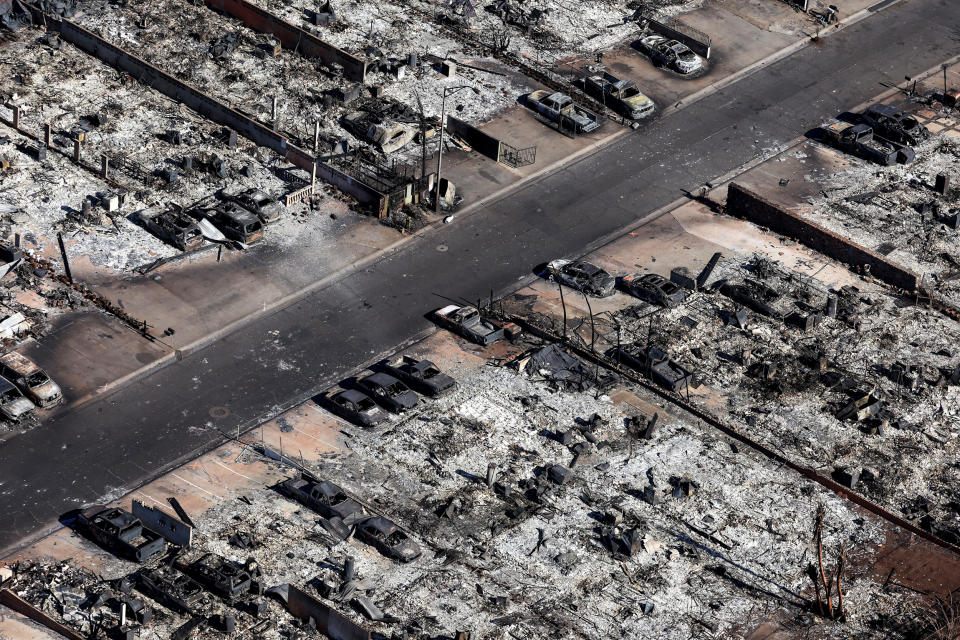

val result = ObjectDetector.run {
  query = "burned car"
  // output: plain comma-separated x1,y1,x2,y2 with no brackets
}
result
279,477,364,522
323,388,389,427
639,35,702,75
357,372,419,413
612,344,694,393
382,355,458,397
139,209,204,252
434,305,505,345
185,553,253,602
622,273,686,307
526,90,601,134
0,376,35,421
0,351,61,408
860,104,930,146
137,566,205,615
204,203,264,244
227,188,282,224
356,516,422,562
584,72,654,120
546,259,616,297
76,506,167,563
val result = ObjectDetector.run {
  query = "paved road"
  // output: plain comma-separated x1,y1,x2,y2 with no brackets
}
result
1,0,957,552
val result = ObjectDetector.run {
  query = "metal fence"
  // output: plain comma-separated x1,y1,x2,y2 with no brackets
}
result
498,142,536,168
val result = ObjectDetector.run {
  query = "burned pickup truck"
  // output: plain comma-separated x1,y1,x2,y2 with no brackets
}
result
76,506,167,563
584,72,654,120
139,209,204,251
819,120,915,166
612,344,694,393
859,104,929,147
526,91,601,134
434,305,504,345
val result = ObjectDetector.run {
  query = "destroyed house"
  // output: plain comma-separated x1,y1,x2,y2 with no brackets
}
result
720,264,827,328
613,344,693,393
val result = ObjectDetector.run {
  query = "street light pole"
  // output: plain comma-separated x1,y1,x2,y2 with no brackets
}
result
434,88,449,214
434,85,479,213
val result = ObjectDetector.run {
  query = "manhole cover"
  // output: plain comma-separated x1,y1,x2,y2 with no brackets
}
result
209,406,230,419
436,244,448,252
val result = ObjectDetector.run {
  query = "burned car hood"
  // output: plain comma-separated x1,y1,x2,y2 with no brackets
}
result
3,397,34,417
31,381,62,404
591,275,616,296
394,539,422,562
393,390,420,410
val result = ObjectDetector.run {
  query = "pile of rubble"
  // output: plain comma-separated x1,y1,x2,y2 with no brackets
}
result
806,123,960,306
526,253,960,548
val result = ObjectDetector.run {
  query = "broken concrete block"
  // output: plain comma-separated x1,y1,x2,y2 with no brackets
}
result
332,85,362,104
670,266,697,291
732,307,748,329
547,465,571,485
832,467,860,489
935,173,950,195
642,485,659,505
101,192,120,212
439,60,457,77
353,595,384,621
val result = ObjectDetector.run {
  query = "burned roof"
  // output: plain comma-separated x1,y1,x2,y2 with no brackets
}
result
363,516,398,535
363,372,401,388
336,388,370,403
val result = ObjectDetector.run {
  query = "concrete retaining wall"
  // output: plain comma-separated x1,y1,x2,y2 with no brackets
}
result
726,183,919,291
447,115,500,162
641,16,711,59
204,0,367,82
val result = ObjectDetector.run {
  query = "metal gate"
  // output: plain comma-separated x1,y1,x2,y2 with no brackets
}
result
498,142,537,168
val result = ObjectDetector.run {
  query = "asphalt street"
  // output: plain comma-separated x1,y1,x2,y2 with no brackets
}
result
1,0,957,552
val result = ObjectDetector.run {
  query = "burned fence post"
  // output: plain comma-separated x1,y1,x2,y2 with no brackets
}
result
581,291,595,354
486,463,496,488
73,138,81,163
558,280,567,341
44,123,51,148
56,232,73,285
101,154,109,179
343,556,355,582
11,105,20,130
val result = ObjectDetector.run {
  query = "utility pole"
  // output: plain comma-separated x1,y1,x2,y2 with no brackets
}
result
56,232,73,284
